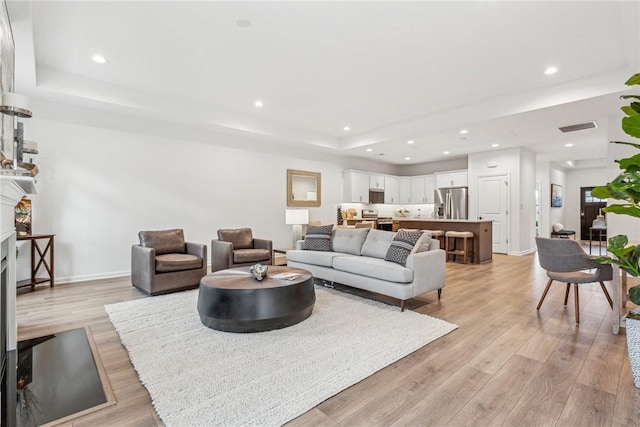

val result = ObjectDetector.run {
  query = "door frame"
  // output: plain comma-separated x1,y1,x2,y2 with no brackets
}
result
477,173,510,254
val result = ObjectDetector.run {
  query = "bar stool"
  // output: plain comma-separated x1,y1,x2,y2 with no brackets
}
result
445,231,474,263
423,229,445,249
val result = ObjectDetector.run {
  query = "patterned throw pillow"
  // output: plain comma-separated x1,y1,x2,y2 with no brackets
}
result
302,224,334,251
385,230,423,266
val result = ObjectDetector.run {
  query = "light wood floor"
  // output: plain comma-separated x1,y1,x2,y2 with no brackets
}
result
16,253,640,426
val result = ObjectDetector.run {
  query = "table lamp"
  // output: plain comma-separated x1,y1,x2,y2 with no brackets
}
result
285,209,309,248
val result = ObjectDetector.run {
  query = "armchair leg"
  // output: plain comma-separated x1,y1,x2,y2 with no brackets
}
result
574,283,580,324
599,281,614,309
437,288,442,300
537,279,554,310
564,283,571,306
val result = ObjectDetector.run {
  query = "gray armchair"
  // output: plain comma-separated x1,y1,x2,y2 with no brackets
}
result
535,237,613,324
212,228,272,272
132,229,207,295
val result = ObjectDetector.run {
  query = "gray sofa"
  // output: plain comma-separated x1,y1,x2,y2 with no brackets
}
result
286,228,445,310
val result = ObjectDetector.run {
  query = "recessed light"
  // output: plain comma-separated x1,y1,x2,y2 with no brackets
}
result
565,143,574,147
343,126,351,132
254,100,263,108
459,129,468,135
407,140,414,144
366,148,373,152
236,19,251,28
544,66,558,75
491,143,499,148
405,157,411,161
92,54,106,64
443,151,450,155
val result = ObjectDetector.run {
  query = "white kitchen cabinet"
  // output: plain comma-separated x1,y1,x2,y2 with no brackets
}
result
343,170,370,203
424,175,435,203
410,176,426,204
409,175,435,203
399,178,411,204
436,170,468,188
384,175,400,204
369,174,385,189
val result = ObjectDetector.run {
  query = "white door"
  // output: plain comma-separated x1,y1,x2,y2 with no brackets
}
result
478,175,509,254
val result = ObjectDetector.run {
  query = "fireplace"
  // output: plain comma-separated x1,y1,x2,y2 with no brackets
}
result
1,176,34,426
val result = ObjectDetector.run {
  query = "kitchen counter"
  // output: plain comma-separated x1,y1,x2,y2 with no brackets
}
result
393,219,493,264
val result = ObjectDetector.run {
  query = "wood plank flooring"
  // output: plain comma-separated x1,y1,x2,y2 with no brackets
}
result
16,253,640,426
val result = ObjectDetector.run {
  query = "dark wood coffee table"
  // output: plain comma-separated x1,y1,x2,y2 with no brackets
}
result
197,266,315,333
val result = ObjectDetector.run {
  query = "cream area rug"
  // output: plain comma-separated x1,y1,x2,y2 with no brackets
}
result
105,286,458,427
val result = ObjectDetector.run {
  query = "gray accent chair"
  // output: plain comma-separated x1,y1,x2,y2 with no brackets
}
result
132,229,207,295
212,228,273,272
535,237,613,324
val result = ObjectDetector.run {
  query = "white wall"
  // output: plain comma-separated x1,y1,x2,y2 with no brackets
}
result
17,100,397,283
468,147,536,255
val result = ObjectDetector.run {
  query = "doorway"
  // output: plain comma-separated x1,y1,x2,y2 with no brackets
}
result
580,187,606,241
477,174,509,254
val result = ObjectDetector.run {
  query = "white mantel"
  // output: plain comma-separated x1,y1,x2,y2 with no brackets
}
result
0,175,35,352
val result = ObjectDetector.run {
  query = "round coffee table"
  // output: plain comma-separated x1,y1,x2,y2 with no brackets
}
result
197,266,315,333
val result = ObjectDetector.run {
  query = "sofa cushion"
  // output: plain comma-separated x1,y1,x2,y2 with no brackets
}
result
332,256,413,283
287,249,347,267
155,253,202,272
412,232,433,254
233,248,271,264
385,230,423,266
361,229,396,259
332,228,370,255
139,229,185,255
303,224,333,251
218,228,254,249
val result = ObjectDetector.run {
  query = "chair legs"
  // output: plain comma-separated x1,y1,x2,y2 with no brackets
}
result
536,279,554,310
538,280,614,325
574,283,580,324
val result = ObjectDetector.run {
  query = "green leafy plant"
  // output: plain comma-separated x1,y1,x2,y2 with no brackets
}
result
592,72,640,312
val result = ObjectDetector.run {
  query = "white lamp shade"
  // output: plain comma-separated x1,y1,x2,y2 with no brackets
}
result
0,92,32,118
285,209,309,225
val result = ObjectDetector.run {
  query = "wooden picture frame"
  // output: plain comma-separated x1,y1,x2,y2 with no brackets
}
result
287,169,321,207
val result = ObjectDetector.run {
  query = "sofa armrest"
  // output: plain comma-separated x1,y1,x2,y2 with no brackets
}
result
406,249,446,297
131,244,155,288
185,241,207,260
212,239,234,272
253,238,273,252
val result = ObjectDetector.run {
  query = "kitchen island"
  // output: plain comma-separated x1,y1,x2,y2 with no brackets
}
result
393,219,493,264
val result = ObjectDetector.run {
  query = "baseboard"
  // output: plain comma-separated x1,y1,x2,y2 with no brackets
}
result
50,263,215,285
508,248,536,257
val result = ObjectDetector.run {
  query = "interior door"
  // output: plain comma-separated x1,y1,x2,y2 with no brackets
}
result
580,187,607,240
478,175,509,254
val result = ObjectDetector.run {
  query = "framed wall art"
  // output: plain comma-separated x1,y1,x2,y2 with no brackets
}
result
551,183,563,207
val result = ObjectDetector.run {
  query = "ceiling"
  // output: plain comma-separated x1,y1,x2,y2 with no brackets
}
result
6,1,640,167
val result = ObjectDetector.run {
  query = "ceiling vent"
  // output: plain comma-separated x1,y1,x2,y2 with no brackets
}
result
558,121,597,133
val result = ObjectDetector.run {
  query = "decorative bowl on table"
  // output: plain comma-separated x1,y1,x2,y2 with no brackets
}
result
249,263,268,281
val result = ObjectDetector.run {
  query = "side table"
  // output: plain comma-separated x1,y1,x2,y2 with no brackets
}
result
17,234,55,290
273,248,290,266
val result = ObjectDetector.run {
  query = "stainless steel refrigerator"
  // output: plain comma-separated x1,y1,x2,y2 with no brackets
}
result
434,187,468,219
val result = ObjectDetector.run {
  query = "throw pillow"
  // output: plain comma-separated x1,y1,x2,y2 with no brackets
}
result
302,224,334,251
385,230,423,266
411,232,432,254
552,223,564,232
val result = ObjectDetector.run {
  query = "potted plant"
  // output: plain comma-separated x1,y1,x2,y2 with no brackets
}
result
592,72,640,387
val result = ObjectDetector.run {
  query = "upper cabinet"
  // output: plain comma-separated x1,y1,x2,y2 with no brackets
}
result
384,175,399,204
399,178,411,204
436,170,468,188
369,174,385,189
343,170,370,203
409,175,435,203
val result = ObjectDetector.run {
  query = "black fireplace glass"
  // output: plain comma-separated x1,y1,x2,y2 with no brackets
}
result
17,328,106,426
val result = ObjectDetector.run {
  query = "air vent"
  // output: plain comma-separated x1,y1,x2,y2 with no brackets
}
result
559,121,597,133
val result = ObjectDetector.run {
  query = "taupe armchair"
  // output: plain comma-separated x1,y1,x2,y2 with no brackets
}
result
535,237,613,324
212,228,272,272
132,229,207,296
